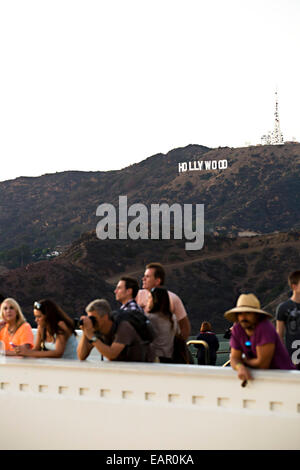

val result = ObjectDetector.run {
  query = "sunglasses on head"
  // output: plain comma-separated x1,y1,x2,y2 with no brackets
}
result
34,301,42,311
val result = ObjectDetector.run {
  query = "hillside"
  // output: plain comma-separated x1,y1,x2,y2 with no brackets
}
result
1,230,299,334
1,142,300,268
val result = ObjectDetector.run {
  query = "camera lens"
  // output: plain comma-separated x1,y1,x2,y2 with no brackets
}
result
76,315,97,328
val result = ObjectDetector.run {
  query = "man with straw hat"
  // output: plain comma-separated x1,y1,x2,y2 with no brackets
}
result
224,293,295,384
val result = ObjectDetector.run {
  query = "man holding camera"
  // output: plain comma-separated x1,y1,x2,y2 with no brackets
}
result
77,297,153,362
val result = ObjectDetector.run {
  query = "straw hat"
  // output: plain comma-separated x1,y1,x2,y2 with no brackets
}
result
224,293,273,323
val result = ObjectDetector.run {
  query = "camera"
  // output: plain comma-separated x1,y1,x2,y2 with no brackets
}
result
74,315,97,329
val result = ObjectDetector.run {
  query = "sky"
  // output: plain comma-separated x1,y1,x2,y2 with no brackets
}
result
0,0,299,182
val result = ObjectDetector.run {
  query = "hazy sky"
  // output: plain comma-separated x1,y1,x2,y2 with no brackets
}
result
0,0,299,182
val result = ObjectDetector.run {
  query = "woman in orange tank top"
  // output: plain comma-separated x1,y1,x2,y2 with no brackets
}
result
0,298,34,355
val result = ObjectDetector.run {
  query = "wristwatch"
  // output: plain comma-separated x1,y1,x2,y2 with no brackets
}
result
88,335,98,344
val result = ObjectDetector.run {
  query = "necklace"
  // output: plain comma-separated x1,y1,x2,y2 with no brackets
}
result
8,326,16,335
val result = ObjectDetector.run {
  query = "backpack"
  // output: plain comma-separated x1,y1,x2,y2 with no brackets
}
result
287,302,300,335
112,307,156,344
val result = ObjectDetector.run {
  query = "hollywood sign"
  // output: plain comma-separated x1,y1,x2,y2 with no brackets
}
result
178,159,228,173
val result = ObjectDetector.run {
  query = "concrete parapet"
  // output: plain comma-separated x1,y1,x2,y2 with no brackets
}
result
0,357,300,449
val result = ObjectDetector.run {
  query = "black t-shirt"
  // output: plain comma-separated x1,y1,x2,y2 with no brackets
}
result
276,299,300,356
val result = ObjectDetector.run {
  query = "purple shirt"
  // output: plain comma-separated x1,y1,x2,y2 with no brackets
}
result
230,318,295,370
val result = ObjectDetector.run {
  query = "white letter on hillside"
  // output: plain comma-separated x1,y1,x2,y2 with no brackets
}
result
178,162,187,173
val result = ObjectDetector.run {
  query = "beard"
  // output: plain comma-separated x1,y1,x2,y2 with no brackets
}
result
240,320,255,330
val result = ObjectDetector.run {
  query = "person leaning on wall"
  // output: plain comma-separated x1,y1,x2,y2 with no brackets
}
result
78,298,155,362
0,297,34,355
224,293,295,385
13,299,78,359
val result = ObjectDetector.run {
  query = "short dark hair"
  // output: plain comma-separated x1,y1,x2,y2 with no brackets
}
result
120,277,139,298
146,262,165,285
288,271,300,288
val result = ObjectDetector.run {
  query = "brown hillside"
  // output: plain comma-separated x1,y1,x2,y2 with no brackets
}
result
0,143,300,269
1,230,299,334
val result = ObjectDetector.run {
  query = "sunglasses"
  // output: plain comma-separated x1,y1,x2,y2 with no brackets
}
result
34,301,42,311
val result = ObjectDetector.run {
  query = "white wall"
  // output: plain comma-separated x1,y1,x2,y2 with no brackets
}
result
0,357,300,450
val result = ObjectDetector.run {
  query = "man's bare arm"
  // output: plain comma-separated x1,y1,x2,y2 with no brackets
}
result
243,343,275,369
178,316,191,341
276,320,285,343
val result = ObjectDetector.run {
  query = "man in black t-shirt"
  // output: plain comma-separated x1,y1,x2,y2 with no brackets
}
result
276,270,300,369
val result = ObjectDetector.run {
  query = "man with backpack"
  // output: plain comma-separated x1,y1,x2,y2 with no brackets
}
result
276,270,300,369
114,276,145,318
77,279,155,362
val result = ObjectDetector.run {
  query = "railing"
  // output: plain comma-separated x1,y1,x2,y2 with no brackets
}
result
222,359,231,367
186,340,230,366
186,340,209,364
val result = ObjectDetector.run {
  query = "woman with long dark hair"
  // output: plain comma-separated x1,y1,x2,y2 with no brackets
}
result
146,286,178,363
14,299,77,359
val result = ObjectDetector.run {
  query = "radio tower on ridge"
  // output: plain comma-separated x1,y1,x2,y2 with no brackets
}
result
272,90,284,144
261,90,284,145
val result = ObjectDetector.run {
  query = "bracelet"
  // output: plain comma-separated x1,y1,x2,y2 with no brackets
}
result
235,362,244,370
